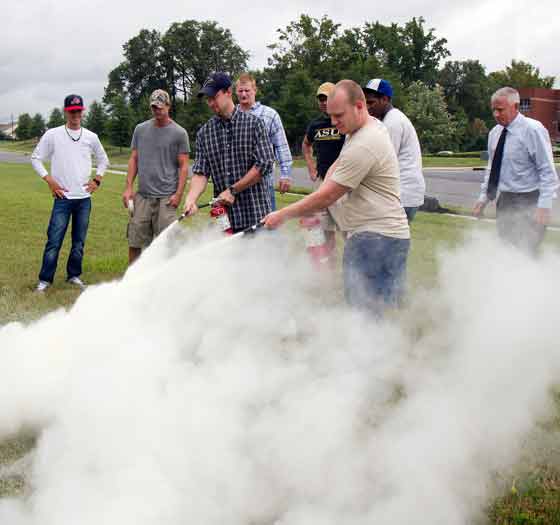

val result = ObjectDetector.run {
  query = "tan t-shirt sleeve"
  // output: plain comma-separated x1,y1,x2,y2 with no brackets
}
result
330,143,375,190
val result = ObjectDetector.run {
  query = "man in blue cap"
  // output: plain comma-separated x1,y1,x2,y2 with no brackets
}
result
183,72,275,232
363,79,425,222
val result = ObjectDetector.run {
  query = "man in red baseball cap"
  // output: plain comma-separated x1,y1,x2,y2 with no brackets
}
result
31,94,109,292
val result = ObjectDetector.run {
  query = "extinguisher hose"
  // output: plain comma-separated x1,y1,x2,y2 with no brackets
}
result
177,202,211,222
235,221,265,237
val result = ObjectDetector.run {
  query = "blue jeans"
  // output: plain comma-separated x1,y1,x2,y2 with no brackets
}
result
404,207,418,222
268,178,276,211
343,231,410,316
39,197,92,283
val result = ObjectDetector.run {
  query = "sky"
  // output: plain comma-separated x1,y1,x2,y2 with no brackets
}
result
1,0,559,122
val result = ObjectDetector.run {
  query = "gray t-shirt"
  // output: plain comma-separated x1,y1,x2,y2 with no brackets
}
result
131,119,190,197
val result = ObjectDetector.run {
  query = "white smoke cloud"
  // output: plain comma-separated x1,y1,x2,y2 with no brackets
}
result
0,226,559,524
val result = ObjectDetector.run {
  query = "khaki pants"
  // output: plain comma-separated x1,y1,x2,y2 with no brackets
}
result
127,193,177,248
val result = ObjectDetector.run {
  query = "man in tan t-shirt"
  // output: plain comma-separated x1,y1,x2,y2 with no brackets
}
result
264,80,410,315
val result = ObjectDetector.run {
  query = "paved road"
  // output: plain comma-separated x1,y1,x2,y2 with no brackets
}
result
0,150,29,163
281,166,560,219
2,150,559,217
280,166,486,209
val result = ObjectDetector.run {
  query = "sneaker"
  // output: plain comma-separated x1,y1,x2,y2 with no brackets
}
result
35,280,50,293
67,276,87,290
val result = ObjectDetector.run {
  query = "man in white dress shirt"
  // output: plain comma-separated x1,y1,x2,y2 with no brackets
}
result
473,86,558,254
31,94,109,292
363,78,425,222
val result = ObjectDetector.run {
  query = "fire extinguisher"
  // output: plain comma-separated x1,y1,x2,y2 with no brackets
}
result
210,202,233,235
299,215,336,271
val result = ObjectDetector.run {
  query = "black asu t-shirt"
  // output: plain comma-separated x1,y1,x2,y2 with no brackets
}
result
305,115,345,178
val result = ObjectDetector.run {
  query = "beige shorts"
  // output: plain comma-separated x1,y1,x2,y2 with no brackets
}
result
127,193,177,248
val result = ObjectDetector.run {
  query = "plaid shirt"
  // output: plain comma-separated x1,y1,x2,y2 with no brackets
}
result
239,102,293,180
193,108,275,231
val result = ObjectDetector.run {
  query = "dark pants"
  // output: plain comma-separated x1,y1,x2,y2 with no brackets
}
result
39,197,92,283
404,207,418,222
268,178,276,211
496,191,545,256
343,231,410,316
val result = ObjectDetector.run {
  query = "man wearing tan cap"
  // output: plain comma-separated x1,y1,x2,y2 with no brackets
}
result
302,82,345,182
122,89,190,264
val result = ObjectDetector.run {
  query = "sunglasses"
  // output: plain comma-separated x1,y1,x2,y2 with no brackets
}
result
67,109,83,114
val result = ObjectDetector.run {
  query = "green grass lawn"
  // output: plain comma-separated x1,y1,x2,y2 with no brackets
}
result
0,160,559,521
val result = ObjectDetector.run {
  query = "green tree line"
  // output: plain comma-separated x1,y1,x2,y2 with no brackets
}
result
15,15,555,153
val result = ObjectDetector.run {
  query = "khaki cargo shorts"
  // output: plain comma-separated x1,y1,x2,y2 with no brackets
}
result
127,193,177,248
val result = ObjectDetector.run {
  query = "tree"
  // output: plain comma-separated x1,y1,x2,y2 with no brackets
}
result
265,15,392,88
16,113,33,140
361,17,450,86
104,30,167,108
47,107,65,129
104,63,128,104
162,20,249,107
174,97,213,154
29,113,46,138
488,60,555,90
83,100,107,137
120,29,167,107
104,21,249,113
404,81,458,153
267,15,343,80
107,95,132,152
463,118,489,151
270,69,318,152
438,60,493,122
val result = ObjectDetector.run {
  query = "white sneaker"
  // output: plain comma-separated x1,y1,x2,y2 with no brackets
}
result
67,276,87,290
35,280,50,293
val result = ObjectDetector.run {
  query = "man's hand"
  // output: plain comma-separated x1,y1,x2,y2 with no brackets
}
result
535,208,551,226
263,210,286,230
308,166,318,182
217,188,235,206
167,192,182,208
122,187,134,208
472,201,486,218
44,175,67,199
84,178,101,194
279,179,291,194
182,196,198,217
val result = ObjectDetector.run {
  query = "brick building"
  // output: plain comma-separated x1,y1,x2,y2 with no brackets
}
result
518,87,560,144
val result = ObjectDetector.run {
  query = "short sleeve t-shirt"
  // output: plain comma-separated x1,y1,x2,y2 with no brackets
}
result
131,120,190,197
382,107,425,208
328,117,410,240
306,115,345,178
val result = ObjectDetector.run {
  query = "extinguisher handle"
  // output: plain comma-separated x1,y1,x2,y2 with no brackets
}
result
178,202,211,222
241,222,265,235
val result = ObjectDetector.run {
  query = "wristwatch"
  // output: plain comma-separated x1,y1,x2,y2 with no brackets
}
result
93,177,102,187
228,185,237,196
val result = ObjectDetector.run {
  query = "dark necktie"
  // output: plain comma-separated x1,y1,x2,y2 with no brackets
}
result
487,127,507,201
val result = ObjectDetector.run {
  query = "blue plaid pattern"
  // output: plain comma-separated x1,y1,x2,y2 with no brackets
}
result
193,108,275,231
241,102,293,180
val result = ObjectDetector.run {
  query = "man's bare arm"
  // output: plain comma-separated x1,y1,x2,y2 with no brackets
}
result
122,149,138,207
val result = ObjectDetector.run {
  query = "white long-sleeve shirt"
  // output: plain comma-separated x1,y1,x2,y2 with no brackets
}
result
478,112,558,208
31,125,109,199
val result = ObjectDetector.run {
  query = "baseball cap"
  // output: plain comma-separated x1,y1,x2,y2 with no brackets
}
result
198,72,232,98
316,82,335,98
363,78,393,99
64,94,85,111
150,89,171,108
